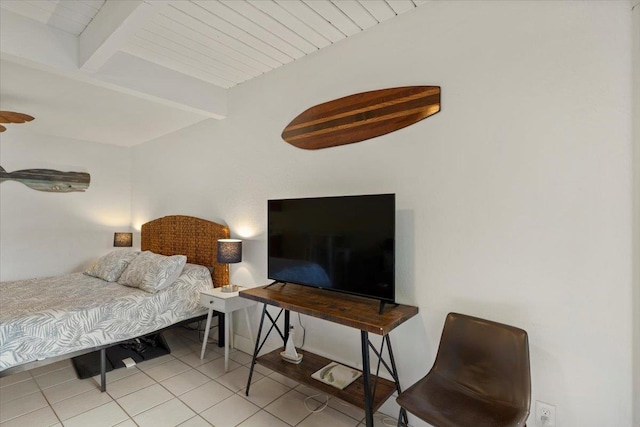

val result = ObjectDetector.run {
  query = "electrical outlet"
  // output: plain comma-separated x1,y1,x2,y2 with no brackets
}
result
535,401,556,426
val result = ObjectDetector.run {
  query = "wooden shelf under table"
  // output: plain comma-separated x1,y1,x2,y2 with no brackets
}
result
257,348,397,412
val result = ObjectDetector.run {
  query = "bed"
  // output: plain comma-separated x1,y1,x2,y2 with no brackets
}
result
0,215,230,387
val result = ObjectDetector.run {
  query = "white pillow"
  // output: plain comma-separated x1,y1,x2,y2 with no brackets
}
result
85,250,140,282
118,251,187,293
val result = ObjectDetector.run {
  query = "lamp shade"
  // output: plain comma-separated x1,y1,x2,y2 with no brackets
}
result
113,232,133,247
217,239,242,263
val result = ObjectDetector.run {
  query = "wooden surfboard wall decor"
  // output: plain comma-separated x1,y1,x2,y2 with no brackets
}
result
0,166,90,192
281,86,441,150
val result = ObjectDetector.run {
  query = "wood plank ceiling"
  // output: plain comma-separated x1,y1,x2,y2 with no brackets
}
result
0,0,427,89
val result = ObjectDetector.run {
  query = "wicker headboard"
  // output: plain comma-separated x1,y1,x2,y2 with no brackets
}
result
140,215,230,288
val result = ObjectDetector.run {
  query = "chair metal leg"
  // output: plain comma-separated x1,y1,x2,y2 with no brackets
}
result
397,408,408,427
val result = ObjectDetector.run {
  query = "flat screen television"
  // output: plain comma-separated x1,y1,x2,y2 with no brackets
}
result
268,194,395,305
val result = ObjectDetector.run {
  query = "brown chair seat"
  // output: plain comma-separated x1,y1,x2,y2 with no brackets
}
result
396,313,530,427
397,371,527,427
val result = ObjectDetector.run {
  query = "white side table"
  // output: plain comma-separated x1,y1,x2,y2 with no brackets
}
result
199,287,256,372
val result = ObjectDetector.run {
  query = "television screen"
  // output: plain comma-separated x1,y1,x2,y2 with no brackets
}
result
268,194,395,303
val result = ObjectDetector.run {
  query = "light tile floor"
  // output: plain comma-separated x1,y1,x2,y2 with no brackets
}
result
0,327,398,427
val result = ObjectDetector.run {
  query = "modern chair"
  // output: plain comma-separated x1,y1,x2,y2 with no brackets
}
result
396,312,531,427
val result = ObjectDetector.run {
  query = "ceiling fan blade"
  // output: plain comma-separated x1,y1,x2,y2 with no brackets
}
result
0,125,6,132
0,111,35,123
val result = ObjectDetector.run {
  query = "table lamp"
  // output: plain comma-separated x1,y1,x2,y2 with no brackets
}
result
217,239,242,292
113,232,133,247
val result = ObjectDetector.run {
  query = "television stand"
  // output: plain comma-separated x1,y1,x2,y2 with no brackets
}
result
239,283,418,427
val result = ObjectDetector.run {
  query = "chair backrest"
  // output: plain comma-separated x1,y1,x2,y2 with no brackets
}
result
432,312,531,410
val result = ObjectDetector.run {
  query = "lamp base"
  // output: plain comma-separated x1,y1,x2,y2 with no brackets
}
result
221,284,239,293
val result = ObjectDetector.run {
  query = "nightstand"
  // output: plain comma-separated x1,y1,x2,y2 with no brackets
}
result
200,287,256,372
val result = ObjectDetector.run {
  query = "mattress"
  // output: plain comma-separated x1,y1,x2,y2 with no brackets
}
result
0,263,212,371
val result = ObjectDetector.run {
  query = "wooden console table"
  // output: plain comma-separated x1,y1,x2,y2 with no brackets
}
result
240,283,418,427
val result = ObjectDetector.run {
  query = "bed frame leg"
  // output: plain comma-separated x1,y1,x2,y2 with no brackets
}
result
100,348,106,392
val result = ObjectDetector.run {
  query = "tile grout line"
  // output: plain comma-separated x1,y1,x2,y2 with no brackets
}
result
0,369,51,424
107,368,154,426
295,392,328,427
0,378,40,405
34,368,64,427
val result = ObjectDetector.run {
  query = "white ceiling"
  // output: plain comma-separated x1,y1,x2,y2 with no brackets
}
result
0,60,208,145
0,0,427,146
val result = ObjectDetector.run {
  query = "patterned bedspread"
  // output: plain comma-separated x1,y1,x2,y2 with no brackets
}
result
0,264,212,371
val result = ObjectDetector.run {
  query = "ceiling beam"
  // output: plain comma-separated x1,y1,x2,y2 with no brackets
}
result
0,8,78,71
1,7,227,119
79,0,168,72
93,52,227,119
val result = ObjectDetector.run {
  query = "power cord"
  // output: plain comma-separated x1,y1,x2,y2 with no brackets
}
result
303,393,329,413
181,320,219,344
296,312,306,348
303,393,408,426
376,412,407,427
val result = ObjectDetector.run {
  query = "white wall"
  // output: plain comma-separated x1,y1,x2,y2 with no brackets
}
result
0,130,131,280
132,2,633,426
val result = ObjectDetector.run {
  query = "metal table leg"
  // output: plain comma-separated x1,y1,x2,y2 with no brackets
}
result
361,330,374,427
246,304,287,396
385,335,408,426
246,304,268,395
